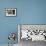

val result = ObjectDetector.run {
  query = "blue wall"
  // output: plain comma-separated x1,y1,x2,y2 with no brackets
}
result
0,0,46,44
20,0,46,24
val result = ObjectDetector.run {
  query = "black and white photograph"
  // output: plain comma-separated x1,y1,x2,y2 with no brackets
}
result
5,8,16,16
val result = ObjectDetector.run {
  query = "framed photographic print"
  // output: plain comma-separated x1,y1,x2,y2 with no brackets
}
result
18,24,46,42
5,8,16,16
